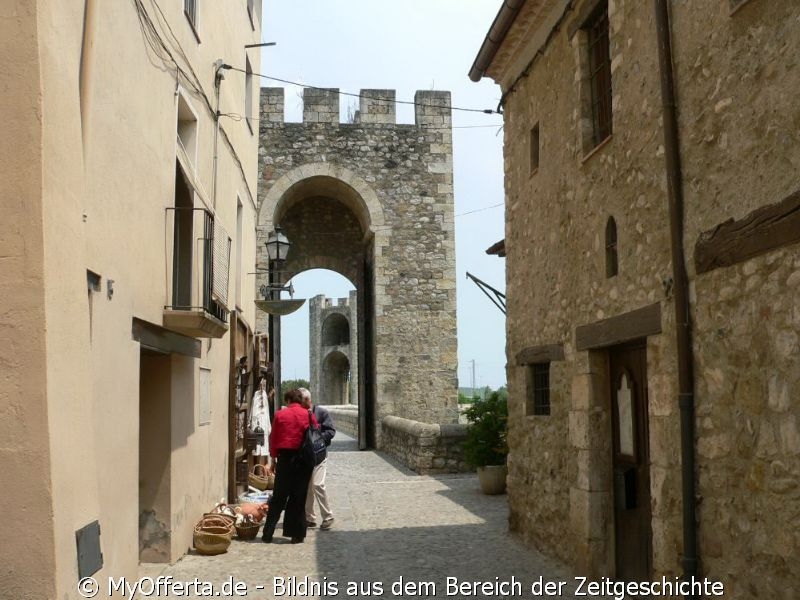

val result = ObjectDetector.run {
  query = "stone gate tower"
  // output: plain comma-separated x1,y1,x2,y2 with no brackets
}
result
309,292,358,407
257,87,458,448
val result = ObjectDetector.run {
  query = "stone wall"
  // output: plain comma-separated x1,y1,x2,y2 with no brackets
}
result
257,87,460,446
326,405,359,439
309,293,359,407
484,0,800,593
381,416,470,475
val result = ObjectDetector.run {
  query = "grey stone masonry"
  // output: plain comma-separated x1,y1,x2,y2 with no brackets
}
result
309,292,358,407
355,89,396,124
257,86,459,448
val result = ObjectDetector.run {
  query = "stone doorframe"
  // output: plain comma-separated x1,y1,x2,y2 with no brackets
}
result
569,303,662,577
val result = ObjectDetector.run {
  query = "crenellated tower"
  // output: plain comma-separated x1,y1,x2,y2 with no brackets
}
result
257,86,457,449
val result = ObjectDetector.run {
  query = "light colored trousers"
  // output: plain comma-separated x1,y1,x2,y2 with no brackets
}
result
305,457,333,522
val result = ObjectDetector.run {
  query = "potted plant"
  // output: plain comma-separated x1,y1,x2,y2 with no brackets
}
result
462,391,508,494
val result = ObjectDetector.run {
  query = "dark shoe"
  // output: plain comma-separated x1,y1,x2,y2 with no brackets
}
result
291,537,304,544
320,517,335,530
261,535,273,543
306,520,317,528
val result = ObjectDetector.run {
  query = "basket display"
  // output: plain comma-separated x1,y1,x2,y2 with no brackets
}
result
248,464,274,491
193,516,234,556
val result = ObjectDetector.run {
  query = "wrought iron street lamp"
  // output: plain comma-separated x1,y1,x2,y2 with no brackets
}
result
255,226,305,316
265,226,290,262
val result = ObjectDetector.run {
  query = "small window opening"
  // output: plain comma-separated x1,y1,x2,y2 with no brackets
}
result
605,216,618,278
247,0,256,29
530,123,540,174
526,362,551,416
184,0,199,40
585,1,612,148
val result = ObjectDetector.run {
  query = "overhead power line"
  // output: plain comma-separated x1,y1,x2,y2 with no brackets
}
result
224,66,501,115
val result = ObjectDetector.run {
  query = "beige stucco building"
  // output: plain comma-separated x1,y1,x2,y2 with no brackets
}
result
472,0,799,596
1,1,262,597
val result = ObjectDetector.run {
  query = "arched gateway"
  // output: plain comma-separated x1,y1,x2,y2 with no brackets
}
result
257,87,459,453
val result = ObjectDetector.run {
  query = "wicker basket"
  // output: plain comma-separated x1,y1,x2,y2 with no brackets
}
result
203,512,236,528
248,464,274,491
193,517,233,555
234,520,262,540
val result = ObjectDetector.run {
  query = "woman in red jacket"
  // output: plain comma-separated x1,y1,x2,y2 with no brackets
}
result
262,388,318,543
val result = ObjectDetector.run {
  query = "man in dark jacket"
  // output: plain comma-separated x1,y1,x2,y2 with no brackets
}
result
298,387,336,530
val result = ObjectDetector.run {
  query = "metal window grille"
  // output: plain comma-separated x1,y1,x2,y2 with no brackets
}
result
529,363,551,416
211,218,231,306
587,4,612,147
184,0,197,26
167,207,229,323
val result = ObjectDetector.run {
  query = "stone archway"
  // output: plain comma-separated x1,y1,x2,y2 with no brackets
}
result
321,350,350,406
257,86,459,452
257,166,382,448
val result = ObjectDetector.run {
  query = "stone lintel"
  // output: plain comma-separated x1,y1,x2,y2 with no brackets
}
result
575,303,662,351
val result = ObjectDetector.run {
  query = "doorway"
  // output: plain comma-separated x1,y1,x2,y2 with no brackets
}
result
138,349,172,563
608,340,652,580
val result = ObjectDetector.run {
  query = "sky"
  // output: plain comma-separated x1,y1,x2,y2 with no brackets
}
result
259,1,508,390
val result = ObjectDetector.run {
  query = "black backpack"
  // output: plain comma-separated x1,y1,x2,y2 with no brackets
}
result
298,409,327,468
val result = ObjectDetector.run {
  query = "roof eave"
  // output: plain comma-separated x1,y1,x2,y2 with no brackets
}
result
468,0,527,82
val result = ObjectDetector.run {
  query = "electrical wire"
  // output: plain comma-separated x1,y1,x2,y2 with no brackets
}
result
224,67,501,115
219,109,503,130
131,0,256,206
455,203,504,217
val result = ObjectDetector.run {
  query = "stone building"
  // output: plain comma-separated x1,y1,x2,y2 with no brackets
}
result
257,87,459,449
470,0,800,596
309,293,359,407
1,1,262,597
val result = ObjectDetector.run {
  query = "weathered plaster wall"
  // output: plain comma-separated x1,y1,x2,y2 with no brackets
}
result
0,1,262,596
0,2,57,598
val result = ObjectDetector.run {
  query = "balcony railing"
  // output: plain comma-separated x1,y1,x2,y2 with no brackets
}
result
164,207,230,338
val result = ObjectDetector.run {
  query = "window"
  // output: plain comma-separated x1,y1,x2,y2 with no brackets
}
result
177,91,198,170
245,56,254,134
526,363,551,416
585,2,612,148
605,216,618,277
184,0,199,40
247,0,256,29
530,123,540,174
235,199,243,307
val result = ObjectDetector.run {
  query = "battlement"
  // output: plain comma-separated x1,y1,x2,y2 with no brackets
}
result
260,87,451,127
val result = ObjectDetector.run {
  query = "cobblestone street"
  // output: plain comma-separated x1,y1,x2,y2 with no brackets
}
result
139,434,582,599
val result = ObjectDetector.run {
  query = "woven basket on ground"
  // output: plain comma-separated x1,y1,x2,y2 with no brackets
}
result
193,517,233,555
234,520,262,540
203,512,236,528
248,464,274,491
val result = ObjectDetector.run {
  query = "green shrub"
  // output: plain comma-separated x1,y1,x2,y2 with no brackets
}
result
462,391,508,467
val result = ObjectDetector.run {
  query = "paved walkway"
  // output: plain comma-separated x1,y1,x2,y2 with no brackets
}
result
140,434,582,599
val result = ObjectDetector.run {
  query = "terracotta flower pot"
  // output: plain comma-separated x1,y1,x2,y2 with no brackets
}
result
477,465,507,495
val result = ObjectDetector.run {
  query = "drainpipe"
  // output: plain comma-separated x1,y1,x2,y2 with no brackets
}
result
654,0,698,594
